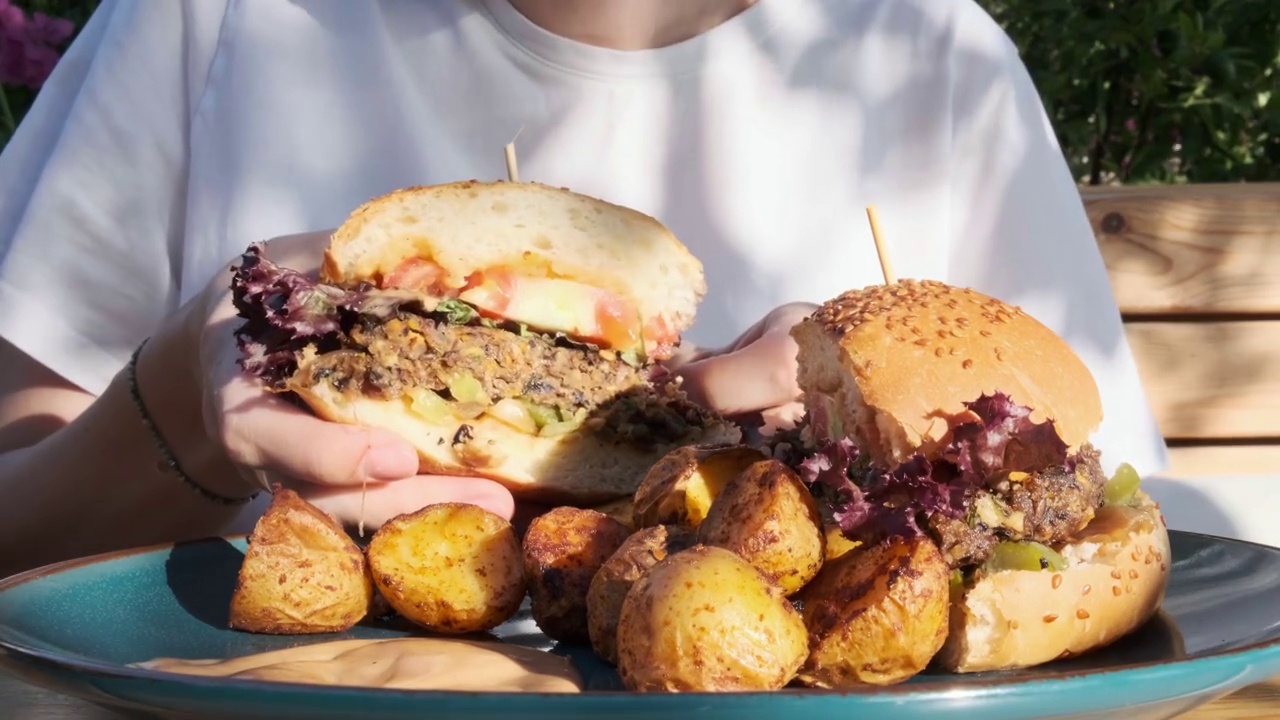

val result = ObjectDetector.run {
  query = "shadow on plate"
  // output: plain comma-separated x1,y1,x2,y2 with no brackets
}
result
164,538,246,631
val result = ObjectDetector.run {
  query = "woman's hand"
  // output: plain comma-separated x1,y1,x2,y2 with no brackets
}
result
668,302,817,433
185,231,515,528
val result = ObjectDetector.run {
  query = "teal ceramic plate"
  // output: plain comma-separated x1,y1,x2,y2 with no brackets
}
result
2,530,1280,720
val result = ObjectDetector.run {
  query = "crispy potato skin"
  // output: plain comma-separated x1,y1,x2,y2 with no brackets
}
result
522,507,632,643
229,489,373,635
366,503,526,634
696,459,826,595
585,525,695,665
796,535,951,687
632,444,766,529
615,545,808,692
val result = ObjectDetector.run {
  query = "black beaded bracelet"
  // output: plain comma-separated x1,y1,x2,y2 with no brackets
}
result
127,339,259,506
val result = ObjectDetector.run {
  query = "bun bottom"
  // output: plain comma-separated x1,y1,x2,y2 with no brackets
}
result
292,383,741,506
937,491,1170,673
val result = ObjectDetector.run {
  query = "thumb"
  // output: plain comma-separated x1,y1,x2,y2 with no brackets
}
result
676,329,802,416
304,474,517,528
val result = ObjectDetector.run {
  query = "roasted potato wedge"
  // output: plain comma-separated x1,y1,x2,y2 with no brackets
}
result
616,544,808,692
585,524,695,665
632,444,767,529
366,503,526,634
796,535,951,687
522,506,632,643
229,488,373,634
696,459,825,595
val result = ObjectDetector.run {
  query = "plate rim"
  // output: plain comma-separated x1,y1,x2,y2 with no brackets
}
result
2,529,1280,704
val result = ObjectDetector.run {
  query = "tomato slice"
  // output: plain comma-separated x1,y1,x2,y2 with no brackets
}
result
642,315,679,361
594,293,641,355
458,269,515,315
383,260,679,358
382,258,448,295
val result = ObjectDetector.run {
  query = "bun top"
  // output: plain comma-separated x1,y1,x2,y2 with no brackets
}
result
791,279,1102,464
320,181,706,339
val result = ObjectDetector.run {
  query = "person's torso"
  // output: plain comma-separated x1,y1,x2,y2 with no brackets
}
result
183,0,965,346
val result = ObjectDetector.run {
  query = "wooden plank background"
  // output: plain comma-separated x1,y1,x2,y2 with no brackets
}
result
1081,183,1280,477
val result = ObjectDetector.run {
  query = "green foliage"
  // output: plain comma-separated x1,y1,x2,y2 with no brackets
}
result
3,1,1278,185
978,0,1280,184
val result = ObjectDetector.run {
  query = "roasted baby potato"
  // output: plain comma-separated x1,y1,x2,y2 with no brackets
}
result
585,524,695,665
796,535,951,687
824,523,862,562
697,459,825,595
522,506,632,643
366,503,526,634
632,444,767,528
615,545,808,692
590,496,636,531
229,488,373,634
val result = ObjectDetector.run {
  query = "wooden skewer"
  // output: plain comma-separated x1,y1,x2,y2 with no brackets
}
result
865,205,896,285
504,143,520,183
504,128,523,183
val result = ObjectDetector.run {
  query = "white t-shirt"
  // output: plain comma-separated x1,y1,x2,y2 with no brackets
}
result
0,0,1169,476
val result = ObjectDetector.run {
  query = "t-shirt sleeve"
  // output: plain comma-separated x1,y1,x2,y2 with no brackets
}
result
0,0,229,395
940,7,1169,478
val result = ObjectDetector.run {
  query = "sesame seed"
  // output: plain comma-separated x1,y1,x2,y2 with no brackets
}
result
1081,584,1091,595
1043,614,1058,623
1052,574,1063,589
1077,609,1091,619
1112,586,1122,596
962,359,974,369
1110,570,1122,580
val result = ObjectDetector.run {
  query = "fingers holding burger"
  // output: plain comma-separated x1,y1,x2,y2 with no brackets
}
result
226,180,741,514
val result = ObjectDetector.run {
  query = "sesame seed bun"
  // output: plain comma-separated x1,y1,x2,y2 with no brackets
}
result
789,279,1103,466
789,279,1170,675
936,490,1171,673
320,180,706,341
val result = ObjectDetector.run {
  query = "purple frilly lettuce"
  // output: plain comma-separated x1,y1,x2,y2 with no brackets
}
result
797,393,1070,543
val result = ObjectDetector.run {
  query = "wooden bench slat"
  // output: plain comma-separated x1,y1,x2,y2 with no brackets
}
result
1165,444,1280,477
1083,183,1280,316
1125,320,1280,439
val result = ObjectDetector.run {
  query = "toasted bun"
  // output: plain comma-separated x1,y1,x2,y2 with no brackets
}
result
321,181,706,336
291,381,742,506
791,279,1103,466
937,490,1170,673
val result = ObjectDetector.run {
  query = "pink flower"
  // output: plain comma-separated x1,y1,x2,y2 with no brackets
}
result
27,11,74,46
0,0,75,88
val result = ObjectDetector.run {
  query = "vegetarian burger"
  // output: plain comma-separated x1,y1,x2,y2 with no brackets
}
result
230,181,740,504
787,279,1170,673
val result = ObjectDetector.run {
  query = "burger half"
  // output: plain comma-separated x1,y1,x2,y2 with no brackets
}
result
230,181,739,504
786,279,1170,673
